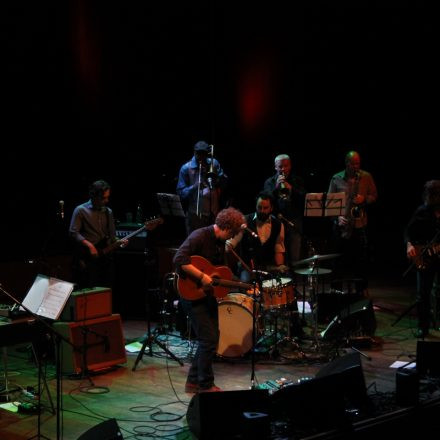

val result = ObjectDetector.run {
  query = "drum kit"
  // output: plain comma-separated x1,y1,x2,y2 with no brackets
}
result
216,253,341,360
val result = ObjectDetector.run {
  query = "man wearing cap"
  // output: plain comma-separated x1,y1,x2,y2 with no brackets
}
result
177,140,228,235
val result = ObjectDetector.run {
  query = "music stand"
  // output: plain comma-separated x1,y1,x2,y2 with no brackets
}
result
132,199,184,370
1,275,76,440
156,193,186,218
304,192,345,218
301,194,345,347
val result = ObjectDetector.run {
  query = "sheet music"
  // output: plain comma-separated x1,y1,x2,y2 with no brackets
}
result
325,192,346,216
304,192,346,217
21,274,74,320
304,193,325,217
156,193,186,217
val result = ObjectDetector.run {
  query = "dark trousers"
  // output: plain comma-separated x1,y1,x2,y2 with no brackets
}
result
73,255,114,289
331,226,369,291
180,295,219,389
417,268,439,332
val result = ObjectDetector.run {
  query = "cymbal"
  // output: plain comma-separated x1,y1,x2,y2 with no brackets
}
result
292,253,341,267
294,267,332,276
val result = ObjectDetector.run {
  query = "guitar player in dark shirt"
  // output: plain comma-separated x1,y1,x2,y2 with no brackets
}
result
69,180,127,289
405,180,440,338
173,207,245,393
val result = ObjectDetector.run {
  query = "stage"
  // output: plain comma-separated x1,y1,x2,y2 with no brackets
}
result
1,275,440,439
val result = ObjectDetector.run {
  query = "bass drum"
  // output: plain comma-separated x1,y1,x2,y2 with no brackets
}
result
217,293,262,358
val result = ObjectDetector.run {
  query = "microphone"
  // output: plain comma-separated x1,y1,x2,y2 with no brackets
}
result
59,200,64,220
207,146,216,190
241,224,258,238
277,213,294,228
207,176,214,190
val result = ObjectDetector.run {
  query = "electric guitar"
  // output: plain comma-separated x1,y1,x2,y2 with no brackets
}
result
80,217,164,260
176,255,254,301
412,243,440,270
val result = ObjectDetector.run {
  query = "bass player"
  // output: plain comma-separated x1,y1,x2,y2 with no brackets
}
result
69,180,128,289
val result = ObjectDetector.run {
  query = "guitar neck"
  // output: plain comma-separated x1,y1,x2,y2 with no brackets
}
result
123,225,146,241
101,225,146,256
212,278,253,291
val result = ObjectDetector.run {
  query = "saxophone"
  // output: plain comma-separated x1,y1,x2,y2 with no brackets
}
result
341,172,364,239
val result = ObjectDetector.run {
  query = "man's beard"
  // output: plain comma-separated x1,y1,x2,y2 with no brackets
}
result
257,212,270,222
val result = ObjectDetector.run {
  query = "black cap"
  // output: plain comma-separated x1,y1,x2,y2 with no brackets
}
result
194,141,210,152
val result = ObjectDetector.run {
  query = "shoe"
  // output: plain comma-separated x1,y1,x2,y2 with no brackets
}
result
184,381,199,393
198,385,222,393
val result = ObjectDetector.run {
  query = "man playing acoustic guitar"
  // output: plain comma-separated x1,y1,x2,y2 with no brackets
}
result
173,207,246,393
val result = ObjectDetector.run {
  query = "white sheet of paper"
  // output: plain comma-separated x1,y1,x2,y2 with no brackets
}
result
21,274,74,320
297,301,312,314
390,360,416,369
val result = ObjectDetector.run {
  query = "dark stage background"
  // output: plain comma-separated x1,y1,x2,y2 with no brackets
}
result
2,3,438,297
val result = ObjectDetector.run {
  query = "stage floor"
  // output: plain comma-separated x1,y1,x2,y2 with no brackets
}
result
1,275,440,439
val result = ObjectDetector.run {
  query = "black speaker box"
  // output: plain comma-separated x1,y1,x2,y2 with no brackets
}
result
396,368,419,407
272,353,369,431
186,389,270,439
320,298,376,340
417,340,440,377
317,292,363,323
271,374,347,431
77,418,123,440
315,352,369,410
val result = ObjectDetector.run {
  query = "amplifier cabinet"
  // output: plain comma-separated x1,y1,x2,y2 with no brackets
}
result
60,287,112,322
53,314,126,374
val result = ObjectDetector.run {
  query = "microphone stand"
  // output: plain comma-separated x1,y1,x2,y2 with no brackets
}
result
196,162,203,219
250,271,263,390
0,284,77,440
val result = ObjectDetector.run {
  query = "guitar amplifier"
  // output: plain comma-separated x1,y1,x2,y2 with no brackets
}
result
115,222,147,253
53,314,126,374
60,287,112,322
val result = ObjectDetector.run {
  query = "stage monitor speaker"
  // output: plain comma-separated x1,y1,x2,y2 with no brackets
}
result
271,374,347,431
186,389,270,439
77,418,123,440
417,340,440,377
396,368,419,407
272,353,370,431
315,352,369,410
53,314,127,375
317,292,362,323
320,298,376,340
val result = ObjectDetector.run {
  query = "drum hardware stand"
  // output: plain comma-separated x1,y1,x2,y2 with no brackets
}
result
132,279,184,371
327,301,372,361
250,273,263,389
267,308,305,359
307,271,321,351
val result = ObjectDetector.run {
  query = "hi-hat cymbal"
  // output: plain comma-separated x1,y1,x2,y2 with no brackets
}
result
292,253,341,267
294,267,332,276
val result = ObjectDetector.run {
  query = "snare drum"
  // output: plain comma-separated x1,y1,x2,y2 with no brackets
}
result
261,277,295,309
217,293,262,358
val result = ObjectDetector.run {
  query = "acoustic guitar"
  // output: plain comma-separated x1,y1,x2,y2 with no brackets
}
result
176,255,253,301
